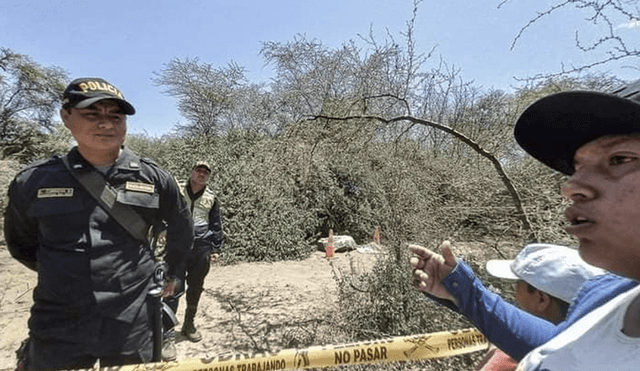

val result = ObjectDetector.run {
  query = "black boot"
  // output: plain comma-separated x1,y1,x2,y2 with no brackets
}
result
162,328,177,361
181,306,202,342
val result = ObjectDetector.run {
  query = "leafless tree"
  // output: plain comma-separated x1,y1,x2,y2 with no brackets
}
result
501,0,640,79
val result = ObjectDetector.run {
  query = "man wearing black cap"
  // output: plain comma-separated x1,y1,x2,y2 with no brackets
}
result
4,77,194,370
512,80,640,370
410,79,640,370
162,160,224,360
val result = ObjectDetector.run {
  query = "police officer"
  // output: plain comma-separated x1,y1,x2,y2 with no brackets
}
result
162,160,224,360
3,77,193,370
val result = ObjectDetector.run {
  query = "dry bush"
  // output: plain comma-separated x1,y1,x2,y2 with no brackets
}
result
0,159,22,213
508,157,577,246
323,239,521,371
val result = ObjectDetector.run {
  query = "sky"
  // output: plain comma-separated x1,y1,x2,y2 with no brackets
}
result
2,0,639,137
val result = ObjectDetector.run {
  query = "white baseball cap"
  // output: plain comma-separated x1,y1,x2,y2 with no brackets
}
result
486,243,605,303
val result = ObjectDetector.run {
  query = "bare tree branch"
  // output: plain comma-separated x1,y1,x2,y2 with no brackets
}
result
506,0,640,80
305,113,536,240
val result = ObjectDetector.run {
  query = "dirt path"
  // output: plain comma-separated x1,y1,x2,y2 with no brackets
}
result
0,245,380,369
0,246,36,370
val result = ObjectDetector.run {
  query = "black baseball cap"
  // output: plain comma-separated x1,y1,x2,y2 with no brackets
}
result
62,77,135,115
514,79,640,175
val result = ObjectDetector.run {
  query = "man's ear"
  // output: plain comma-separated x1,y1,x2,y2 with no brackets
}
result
537,291,553,312
60,108,71,129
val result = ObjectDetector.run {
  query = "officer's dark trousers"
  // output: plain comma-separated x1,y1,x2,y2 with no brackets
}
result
26,301,153,370
166,245,211,315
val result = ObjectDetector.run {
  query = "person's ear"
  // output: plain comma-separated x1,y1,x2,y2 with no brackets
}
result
60,108,71,129
537,291,553,312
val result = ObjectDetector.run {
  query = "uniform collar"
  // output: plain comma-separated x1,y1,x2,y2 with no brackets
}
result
67,146,140,173
112,146,141,172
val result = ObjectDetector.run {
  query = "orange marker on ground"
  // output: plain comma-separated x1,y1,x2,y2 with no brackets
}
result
326,229,335,258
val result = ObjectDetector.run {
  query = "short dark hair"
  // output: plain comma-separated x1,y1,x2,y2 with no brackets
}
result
525,282,570,318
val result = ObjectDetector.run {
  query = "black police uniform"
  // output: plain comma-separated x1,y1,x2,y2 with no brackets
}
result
4,146,193,370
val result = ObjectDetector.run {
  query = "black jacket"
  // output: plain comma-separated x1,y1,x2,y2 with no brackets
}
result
4,146,193,341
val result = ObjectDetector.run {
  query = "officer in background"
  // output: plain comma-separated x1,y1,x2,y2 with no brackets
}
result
3,77,193,370
162,160,224,360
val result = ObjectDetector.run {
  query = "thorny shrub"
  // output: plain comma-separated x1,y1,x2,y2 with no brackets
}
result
5,125,571,370
0,159,22,214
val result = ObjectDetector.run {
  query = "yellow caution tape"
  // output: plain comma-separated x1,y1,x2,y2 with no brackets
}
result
102,328,487,371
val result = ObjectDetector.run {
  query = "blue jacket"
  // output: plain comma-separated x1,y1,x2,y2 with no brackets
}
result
427,260,638,361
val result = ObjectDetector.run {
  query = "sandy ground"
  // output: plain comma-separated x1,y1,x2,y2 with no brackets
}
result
0,245,36,370
0,244,380,370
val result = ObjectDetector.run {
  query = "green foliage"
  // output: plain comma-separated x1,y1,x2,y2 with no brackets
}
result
125,132,179,167
5,37,625,370
0,48,68,162
26,123,73,159
332,245,434,337
329,241,501,371
507,157,577,246
0,158,22,214
152,58,280,136
130,130,320,263
126,113,555,265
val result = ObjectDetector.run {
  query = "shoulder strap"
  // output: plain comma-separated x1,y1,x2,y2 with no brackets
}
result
61,154,150,243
